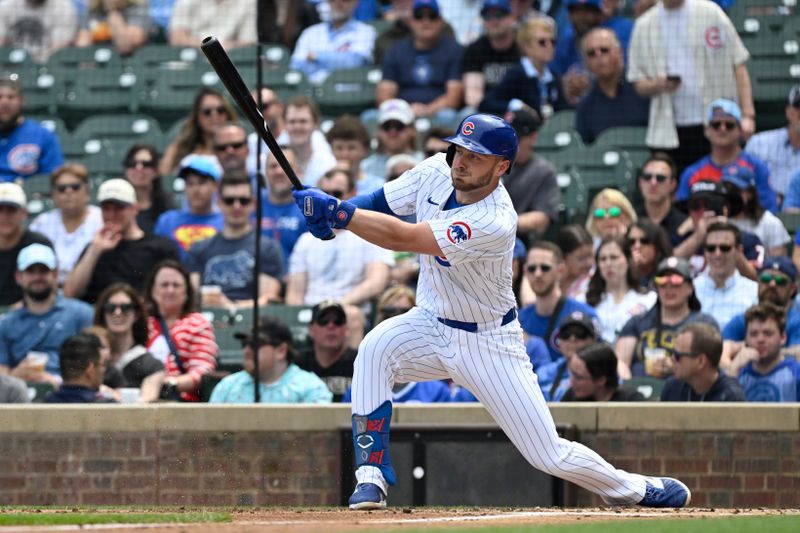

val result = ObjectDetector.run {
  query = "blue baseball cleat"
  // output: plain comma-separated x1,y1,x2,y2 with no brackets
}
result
638,477,692,508
348,483,387,510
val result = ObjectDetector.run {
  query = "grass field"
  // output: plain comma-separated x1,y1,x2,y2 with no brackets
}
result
0,509,231,526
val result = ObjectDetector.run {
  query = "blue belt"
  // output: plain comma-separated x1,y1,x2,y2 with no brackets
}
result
437,308,517,333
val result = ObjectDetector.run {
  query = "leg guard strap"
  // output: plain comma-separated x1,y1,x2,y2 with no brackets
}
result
352,400,396,486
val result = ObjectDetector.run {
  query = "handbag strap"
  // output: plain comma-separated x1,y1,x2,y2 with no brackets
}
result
544,296,567,351
158,316,187,374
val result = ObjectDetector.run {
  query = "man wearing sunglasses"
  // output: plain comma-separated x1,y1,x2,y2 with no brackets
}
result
634,153,687,247
536,311,600,402
660,322,745,402
187,174,284,310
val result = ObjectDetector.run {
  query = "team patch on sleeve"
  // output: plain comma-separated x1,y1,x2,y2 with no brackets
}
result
446,222,472,244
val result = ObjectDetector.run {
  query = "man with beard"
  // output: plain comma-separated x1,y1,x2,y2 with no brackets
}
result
0,75,64,181
0,0,78,62
721,257,800,370
0,244,93,386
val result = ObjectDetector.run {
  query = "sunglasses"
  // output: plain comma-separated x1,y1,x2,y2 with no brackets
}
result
627,236,652,247
558,328,591,341
759,272,790,286
380,120,406,132
593,206,621,219
125,159,156,169
413,10,439,21
482,10,508,20
214,141,246,151
381,306,411,318
261,100,276,111
639,172,669,183
704,244,733,254
526,263,553,273
103,302,136,315
316,316,346,327
586,47,610,58
200,106,227,117
322,190,344,199
709,120,737,131
221,196,252,206
671,349,700,361
537,38,557,47
654,274,686,287
54,182,83,193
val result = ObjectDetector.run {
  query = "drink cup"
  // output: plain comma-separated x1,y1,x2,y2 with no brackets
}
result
644,347,667,376
27,351,49,373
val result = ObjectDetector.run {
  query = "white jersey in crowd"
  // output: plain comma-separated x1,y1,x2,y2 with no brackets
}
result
383,153,517,325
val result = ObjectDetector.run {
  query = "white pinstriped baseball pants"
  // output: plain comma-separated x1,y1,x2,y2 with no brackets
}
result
351,307,647,505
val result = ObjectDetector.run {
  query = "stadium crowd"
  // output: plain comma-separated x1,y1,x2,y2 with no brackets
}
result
0,0,799,405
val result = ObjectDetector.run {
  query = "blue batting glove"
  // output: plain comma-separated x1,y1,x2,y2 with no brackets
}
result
330,200,356,229
307,216,335,240
292,187,338,222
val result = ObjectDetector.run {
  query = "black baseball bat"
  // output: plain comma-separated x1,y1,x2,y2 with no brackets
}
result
200,36,304,191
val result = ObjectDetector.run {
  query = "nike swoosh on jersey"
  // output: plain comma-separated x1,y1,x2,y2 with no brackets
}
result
427,197,439,205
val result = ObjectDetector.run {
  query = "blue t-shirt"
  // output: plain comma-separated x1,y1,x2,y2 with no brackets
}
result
722,306,800,346
209,365,333,404
536,358,571,402
551,16,633,76
738,359,800,402
525,335,552,371
342,380,453,403
0,119,64,181
381,35,463,104
519,299,598,362
154,210,224,262
256,196,308,270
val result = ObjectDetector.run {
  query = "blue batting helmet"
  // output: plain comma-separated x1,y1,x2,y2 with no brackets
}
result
444,114,518,174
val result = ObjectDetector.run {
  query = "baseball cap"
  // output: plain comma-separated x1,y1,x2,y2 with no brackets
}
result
721,163,755,191
481,0,512,16
706,98,742,123
17,243,57,271
378,99,414,126
566,0,602,9
178,154,222,181
0,72,22,93
97,178,136,205
0,182,26,209
413,0,440,15
788,84,800,107
556,311,599,338
655,256,692,280
689,179,726,199
234,316,294,347
505,108,542,136
759,256,798,280
311,299,347,323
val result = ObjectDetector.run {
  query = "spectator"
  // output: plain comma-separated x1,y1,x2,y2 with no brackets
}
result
585,188,636,244
256,0,320,50
537,310,600,401
552,0,608,105
327,115,383,194
64,179,179,304
723,257,800,369
626,219,673,289
676,99,776,213
438,0,483,45
378,0,463,124
616,256,718,379
555,224,594,300
575,27,648,144
375,284,415,323
519,241,598,362
660,322,745,402
75,0,150,56
502,108,559,236
295,300,357,402
123,143,173,235
93,282,164,403
374,0,417,64
168,0,256,49
188,173,283,309
461,0,521,110
584,236,656,343
0,75,65,182
0,374,29,403
154,155,223,262
735,303,800,402
746,85,800,202
627,0,754,173
43,332,115,403
693,221,758,329
361,99,422,181
209,316,332,404
28,163,102,285
279,96,337,187
290,0,376,84
0,243,93,386
724,167,790,256
159,88,237,176
145,260,218,402
0,0,78,62
562,342,646,401
385,154,419,182
635,153,687,247
212,122,250,177
0,183,52,306
480,15,564,118
422,125,453,158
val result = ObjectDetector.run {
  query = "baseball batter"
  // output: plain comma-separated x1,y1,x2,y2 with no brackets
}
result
293,114,690,510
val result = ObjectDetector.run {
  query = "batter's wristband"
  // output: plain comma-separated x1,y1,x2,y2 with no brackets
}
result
331,200,356,229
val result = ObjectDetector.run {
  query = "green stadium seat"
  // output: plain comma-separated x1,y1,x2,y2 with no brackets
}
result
211,323,244,373
21,174,53,217
4,65,59,114
139,66,224,127
556,169,587,225
314,67,380,116
29,115,68,141
0,47,34,70
730,0,796,35
26,382,55,403
747,28,800,60
227,44,292,71
623,376,665,402
778,212,800,235
750,57,800,130
230,305,313,347
536,110,579,155
57,69,142,127
44,46,124,90
127,44,204,86
201,306,235,329
72,114,163,147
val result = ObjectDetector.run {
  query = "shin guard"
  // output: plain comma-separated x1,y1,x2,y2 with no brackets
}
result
352,400,396,486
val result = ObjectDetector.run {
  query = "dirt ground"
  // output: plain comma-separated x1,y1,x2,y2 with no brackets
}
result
2,507,799,533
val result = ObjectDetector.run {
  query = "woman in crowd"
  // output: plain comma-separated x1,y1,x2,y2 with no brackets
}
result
584,236,656,343
159,88,237,175
75,0,151,56
145,260,218,402
30,163,103,285
585,188,637,245
724,171,790,256
375,285,416,324
626,220,673,289
555,224,594,300
123,143,173,234
94,282,165,402
562,343,645,402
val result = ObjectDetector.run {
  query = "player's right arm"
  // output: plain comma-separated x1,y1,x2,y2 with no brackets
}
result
348,209,443,256
615,336,637,380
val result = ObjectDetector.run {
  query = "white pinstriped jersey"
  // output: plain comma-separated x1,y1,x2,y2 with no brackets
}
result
383,153,517,325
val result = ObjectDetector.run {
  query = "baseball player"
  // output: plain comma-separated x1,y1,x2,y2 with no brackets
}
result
293,114,691,510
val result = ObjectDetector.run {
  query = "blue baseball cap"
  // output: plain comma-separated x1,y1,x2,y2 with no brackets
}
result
413,0,440,15
481,0,512,16
707,98,742,123
17,243,57,271
178,155,222,181
759,256,798,280
566,0,602,9
721,163,755,191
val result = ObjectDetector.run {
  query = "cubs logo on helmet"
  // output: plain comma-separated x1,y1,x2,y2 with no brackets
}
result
461,121,475,136
447,222,472,244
